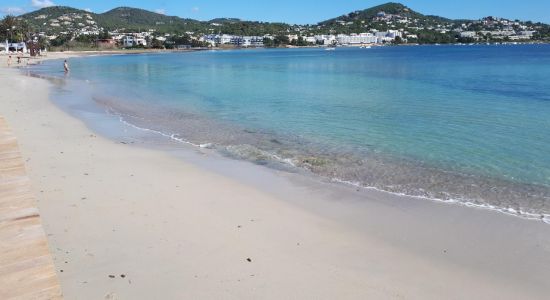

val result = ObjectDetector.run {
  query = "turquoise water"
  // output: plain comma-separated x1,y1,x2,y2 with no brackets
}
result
31,45,550,217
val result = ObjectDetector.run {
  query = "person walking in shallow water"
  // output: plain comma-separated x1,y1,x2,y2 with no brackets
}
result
64,60,69,73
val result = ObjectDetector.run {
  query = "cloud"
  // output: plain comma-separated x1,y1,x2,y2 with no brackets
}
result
0,7,26,15
192,7,199,13
31,0,55,9
84,8,92,13
154,8,166,15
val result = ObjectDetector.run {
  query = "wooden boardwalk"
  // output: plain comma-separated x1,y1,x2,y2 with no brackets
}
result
0,117,63,299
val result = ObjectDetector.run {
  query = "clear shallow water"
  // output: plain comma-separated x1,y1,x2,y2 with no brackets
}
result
30,45,550,218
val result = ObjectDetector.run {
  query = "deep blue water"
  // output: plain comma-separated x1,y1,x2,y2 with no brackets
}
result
31,45,550,217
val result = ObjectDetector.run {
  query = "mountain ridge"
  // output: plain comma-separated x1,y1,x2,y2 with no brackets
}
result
11,2,550,44
18,2,550,29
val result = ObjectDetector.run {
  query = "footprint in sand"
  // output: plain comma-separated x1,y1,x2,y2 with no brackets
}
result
105,292,118,300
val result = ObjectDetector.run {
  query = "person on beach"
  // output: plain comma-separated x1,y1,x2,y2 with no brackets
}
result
17,55,21,64
64,60,70,73
7,55,12,67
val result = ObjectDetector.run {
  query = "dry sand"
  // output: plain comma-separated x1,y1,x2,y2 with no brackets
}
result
1,55,549,299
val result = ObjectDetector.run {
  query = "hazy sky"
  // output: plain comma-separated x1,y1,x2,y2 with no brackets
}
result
1,0,549,24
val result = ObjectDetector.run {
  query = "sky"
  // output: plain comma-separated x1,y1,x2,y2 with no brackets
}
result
1,0,549,24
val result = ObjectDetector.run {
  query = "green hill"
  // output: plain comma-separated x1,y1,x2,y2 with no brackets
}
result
19,6,206,34
319,2,454,30
12,2,550,43
314,2,461,41
18,6,293,35
95,7,204,33
208,18,243,24
19,6,100,35
21,6,89,20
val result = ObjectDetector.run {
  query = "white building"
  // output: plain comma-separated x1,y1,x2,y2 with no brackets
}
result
519,31,536,38
386,30,403,39
201,34,231,46
314,35,336,45
374,30,402,43
217,34,233,44
460,31,477,38
287,34,299,42
201,34,263,47
336,33,378,45
0,40,27,53
0,40,7,53
231,36,263,47
304,36,316,44
201,35,217,46
333,30,404,45
201,34,233,45
122,36,147,47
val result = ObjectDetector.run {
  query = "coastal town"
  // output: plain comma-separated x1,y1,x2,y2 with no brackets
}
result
1,3,549,53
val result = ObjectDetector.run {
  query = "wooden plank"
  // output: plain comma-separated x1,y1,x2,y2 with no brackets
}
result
0,116,63,299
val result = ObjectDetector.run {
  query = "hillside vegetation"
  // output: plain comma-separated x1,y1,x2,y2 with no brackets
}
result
4,2,550,46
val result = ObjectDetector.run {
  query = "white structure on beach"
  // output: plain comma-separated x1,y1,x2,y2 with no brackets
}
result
0,40,28,53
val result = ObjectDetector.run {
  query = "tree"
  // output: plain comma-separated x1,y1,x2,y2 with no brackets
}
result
456,35,476,43
50,34,71,47
151,38,164,49
273,35,290,46
37,36,49,50
263,37,274,47
75,34,97,44
165,34,207,48
290,36,312,46
393,36,403,44
0,15,32,42
99,29,111,40
417,30,455,44
0,16,17,41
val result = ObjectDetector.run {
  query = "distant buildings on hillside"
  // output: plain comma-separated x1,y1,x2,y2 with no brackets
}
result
121,35,148,47
201,35,264,47
199,30,406,47
335,30,403,45
11,9,545,50
459,30,535,41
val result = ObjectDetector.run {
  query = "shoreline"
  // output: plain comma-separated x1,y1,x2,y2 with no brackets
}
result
2,41,545,67
3,41,548,67
26,50,550,224
105,99,550,224
1,55,550,298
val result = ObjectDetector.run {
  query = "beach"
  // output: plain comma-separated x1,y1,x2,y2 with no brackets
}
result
1,55,550,299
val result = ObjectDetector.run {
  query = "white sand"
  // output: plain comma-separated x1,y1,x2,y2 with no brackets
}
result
1,59,549,299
